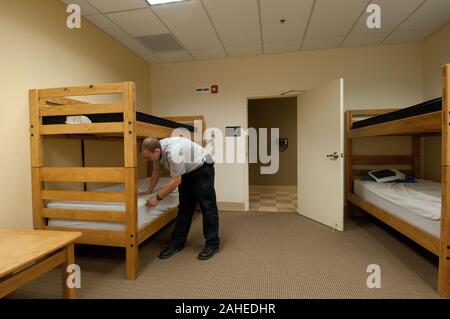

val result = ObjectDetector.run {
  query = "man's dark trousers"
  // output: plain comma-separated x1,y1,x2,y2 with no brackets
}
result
171,162,220,249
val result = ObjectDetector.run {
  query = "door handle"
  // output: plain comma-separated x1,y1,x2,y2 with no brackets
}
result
326,152,339,160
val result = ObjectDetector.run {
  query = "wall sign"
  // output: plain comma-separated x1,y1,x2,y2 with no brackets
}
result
225,126,241,137
196,85,219,94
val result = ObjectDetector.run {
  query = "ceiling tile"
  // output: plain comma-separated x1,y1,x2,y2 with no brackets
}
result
155,50,194,63
62,0,98,16
302,36,344,51
151,0,222,50
384,29,436,44
306,0,369,39
341,32,389,47
86,0,148,13
226,45,262,57
264,40,300,54
202,0,261,47
191,48,227,60
399,0,450,31
261,0,314,43
86,14,150,56
350,0,423,34
137,34,184,52
107,8,168,36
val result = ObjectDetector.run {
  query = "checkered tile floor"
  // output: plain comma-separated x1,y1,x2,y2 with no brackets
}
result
249,189,298,213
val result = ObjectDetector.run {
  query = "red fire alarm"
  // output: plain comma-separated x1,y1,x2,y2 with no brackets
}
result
211,85,219,94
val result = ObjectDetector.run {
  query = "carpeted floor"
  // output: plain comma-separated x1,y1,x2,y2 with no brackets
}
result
9,211,441,299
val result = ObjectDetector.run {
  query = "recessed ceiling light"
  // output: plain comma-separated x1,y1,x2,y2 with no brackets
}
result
146,0,188,5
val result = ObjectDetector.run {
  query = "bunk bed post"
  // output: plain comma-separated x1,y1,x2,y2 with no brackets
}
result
412,136,422,179
29,89,45,229
344,110,354,217
439,64,450,297
123,82,139,280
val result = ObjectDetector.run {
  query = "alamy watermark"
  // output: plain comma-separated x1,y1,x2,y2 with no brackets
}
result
366,264,381,289
66,4,81,29
66,264,81,289
169,121,281,175
367,4,382,29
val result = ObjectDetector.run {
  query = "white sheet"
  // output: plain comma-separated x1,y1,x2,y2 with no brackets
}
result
354,179,441,238
47,177,178,231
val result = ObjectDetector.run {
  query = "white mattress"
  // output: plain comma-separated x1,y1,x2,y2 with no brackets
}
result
354,179,441,238
47,177,178,231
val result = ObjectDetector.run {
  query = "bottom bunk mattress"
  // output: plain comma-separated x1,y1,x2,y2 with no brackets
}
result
47,177,178,231
353,179,441,238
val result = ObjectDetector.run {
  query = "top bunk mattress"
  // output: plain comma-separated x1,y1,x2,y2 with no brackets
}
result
351,97,442,129
43,112,195,132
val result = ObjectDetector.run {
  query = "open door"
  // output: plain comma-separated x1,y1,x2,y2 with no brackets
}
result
298,79,344,231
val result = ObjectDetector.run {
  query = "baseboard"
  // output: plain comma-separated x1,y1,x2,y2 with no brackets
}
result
250,185,297,192
217,202,246,211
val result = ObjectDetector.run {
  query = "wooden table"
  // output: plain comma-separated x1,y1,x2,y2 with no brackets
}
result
0,229,81,299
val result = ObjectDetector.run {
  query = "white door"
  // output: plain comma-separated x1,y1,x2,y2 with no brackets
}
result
298,79,344,231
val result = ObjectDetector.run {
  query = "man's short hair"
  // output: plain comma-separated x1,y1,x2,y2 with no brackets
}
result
141,137,161,153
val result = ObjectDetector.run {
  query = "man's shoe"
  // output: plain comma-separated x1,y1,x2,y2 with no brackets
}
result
158,245,184,259
198,247,219,260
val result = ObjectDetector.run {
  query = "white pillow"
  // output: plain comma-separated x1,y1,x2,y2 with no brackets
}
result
66,115,92,124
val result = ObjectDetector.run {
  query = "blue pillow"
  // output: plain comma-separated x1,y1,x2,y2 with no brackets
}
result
361,174,416,183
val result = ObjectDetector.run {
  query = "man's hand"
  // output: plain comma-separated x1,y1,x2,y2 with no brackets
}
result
138,190,151,196
146,196,160,208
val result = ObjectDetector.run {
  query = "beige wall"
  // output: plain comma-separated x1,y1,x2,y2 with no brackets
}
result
248,97,297,186
151,43,424,205
422,22,450,182
0,0,151,228
424,22,450,100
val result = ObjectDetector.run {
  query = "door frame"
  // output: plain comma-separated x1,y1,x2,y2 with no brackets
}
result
245,94,300,213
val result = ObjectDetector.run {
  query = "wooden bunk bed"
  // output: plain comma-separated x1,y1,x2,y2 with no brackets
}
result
345,64,450,297
29,82,205,280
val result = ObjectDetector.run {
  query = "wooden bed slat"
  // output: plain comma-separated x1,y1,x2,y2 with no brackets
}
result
41,123,124,135
38,83,126,98
351,155,413,165
39,103,123,116
42,208,125,223
41,167,125,183
43,227,126,247
42,190,126,202
43,97,88,106
136,122,173,138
